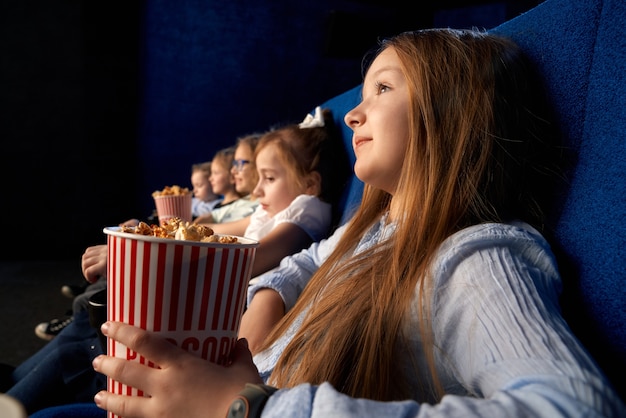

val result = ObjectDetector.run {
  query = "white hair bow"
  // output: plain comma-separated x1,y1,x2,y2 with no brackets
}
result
298,106,325,129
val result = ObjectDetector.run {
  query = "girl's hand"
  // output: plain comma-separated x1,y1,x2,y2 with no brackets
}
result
81,244,108,283
193,213,214,225
92,321,263,418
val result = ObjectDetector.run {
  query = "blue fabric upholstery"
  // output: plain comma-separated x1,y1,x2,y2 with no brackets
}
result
318,85,364,226
320,0,626,399
490,0,626,398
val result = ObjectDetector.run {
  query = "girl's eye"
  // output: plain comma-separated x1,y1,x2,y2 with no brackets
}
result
375,81,390,95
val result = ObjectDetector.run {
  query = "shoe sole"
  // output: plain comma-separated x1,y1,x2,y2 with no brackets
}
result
61,285,83,299
34,323,57,341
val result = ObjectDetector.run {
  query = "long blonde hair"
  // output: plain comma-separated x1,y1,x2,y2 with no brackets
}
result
262,29,561,402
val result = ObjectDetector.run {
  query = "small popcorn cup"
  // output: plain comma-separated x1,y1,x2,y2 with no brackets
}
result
153,193,193,224
103,227,258,415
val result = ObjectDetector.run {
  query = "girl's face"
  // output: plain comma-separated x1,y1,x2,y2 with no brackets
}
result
232,143,256,196
344,47,410,195
252,144,303,218
191,171,216,201
209,162,234,196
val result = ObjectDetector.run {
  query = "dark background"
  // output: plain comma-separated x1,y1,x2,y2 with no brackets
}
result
0,0,541,261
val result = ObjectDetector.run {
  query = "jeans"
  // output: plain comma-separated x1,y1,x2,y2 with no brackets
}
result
6,310,105,415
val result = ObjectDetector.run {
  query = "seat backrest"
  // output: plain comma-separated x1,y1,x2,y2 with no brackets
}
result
319,0,626,399
319,86,364,226
491,0,626,398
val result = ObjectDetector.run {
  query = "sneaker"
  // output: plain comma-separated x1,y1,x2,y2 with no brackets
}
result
34,316,74,341
61,282,88,299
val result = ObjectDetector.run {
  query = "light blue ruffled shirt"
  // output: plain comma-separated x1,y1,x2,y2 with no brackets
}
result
244,194,331,242
191,196,222,217
210,195,258,223
248,219,626,417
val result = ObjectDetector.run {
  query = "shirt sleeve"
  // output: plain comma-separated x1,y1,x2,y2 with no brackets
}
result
272,195,332,242
247,223,347,311
192,197,222,217
258,223,626,418
423,223,624,417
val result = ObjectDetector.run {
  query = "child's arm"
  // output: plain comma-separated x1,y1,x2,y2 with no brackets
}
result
192,213,215,225
237,223,313,354
239,288,285,355
205,215,251,237
241,223,348,355
250,222,312,277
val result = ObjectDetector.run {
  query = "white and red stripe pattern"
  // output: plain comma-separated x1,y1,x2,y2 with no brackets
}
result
153,194,193,224
103,227,258,413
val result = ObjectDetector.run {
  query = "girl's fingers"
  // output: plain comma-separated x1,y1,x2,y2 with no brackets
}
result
93,354,157,396
94,324,263,417
94,389,152,418
96,321,231,392
101,321,180,367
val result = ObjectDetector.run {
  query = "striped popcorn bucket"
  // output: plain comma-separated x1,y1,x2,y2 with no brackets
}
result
103,227,258,414
153,193,193,224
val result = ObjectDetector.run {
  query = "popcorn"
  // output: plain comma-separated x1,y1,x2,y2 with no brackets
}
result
120,217,238,243
174,222,213,241
152,185,190,197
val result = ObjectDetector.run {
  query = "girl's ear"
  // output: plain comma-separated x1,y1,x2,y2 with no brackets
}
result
305,171,322,196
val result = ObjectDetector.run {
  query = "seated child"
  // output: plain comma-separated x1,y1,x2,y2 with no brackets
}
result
231,133,262,199
204,146,259,223
190,160,222,217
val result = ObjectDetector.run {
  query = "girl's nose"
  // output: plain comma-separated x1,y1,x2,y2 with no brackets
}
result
252,181,263,198
344,104,363,129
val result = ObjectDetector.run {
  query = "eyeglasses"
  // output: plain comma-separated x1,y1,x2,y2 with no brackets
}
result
232,159,251,172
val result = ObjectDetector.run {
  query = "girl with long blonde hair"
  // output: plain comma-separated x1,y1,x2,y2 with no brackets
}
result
92,29,625,418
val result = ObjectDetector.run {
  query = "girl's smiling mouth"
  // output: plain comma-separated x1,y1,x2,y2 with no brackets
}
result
353,136,371,148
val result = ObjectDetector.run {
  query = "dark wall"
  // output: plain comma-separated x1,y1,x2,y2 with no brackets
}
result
1,1,141,259
0,0,540,260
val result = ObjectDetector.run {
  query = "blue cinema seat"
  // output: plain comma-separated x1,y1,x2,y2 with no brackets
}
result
493,0,626,399
321,0,626,399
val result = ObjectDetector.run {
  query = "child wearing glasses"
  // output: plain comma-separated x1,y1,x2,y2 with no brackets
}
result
203,146,259,223
232,133,262,197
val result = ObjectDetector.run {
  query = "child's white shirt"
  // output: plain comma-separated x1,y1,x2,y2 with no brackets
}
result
244,194,331,242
